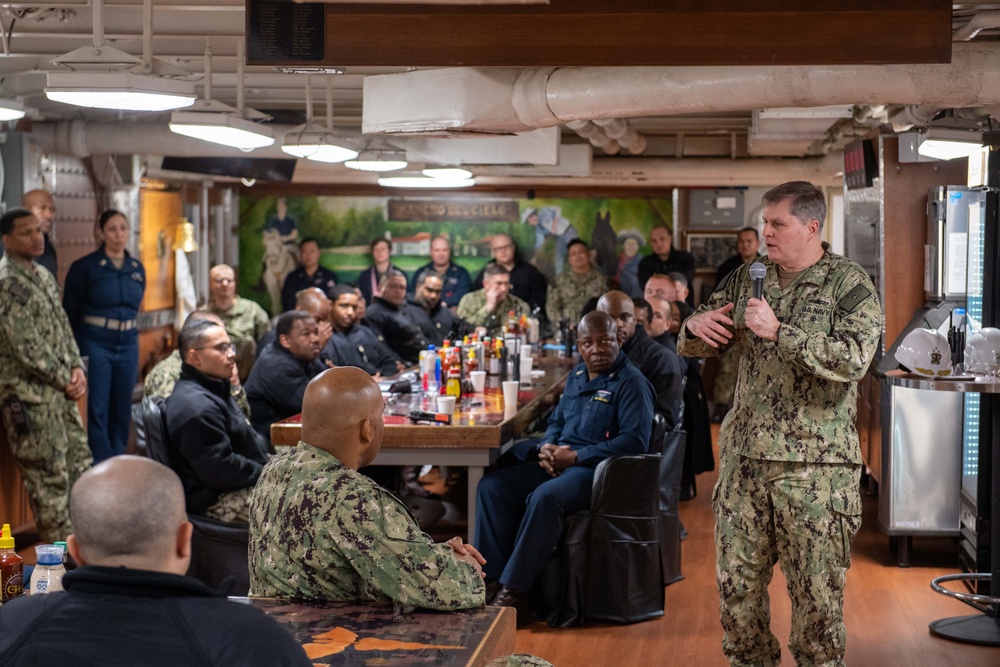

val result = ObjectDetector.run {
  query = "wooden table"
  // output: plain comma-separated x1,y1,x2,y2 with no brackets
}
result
271,357,572,539
243,598,516,666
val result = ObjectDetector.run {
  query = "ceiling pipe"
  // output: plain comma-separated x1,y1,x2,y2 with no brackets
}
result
363,43,1000,136
30,119,293,158
953,10,1000,41
28,119,843,188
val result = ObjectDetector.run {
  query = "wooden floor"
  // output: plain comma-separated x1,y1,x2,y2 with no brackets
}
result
513,428,1000,666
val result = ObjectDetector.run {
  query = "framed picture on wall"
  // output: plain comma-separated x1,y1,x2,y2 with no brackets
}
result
685,231,738,272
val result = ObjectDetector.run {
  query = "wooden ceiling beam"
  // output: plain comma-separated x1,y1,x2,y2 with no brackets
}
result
252,0,952,67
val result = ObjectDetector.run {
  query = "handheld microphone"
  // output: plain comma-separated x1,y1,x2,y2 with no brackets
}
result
749,262,767,301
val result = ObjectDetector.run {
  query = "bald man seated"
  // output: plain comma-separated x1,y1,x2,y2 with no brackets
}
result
475,312,654,620
598,291,684,431
249,367,486,610
0,456,310,667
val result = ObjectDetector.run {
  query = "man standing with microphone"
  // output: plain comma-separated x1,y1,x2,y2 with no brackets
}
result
678,182,882,667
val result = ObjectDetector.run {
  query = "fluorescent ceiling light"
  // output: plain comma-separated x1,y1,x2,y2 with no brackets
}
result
282,127,358,163
378,176,475,188
423,167,473,179
46,70,195,112
916,128,983,161
0,98,25,121
345,150,408,172
169,111,274,150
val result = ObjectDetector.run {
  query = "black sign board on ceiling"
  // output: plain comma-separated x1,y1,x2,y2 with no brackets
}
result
247,0,325,63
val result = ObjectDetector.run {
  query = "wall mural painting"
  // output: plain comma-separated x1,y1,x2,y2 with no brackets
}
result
238,194,674,313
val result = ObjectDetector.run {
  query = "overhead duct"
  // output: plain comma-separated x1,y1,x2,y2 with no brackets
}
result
476,153,846,188
363,43,1000,136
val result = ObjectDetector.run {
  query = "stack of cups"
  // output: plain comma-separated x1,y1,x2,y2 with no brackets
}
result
519,354,533,384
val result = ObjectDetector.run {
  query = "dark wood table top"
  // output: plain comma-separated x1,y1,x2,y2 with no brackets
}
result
241,598,516,666
271,357,573,448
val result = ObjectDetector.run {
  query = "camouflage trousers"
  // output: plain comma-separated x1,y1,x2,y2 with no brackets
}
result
1,397,91,543
713,456,861,667
204,486,254,524
713,347,741,406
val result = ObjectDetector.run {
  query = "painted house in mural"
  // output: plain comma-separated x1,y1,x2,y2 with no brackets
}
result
391,232,432,256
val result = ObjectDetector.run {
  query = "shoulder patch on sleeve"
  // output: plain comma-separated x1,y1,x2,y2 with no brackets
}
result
7,281,30,305
714,268,737,294
837,283,873,315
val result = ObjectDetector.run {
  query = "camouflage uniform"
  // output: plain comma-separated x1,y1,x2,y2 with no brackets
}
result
249,442,485,611
713,347,740,407
678,244,881,667
204,486,254,524
456,290,530,338
545,266,607,326
0,256,91,543
144,349,252,417
201,297,271,380
487,657,555,667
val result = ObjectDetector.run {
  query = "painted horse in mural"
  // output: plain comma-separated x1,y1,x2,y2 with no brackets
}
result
261,228,298,315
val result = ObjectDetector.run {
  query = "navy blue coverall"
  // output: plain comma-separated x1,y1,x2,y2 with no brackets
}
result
63,247,145,463
475,351,653,592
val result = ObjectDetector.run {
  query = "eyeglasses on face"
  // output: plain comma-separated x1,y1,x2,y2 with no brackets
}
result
196,342,237,354
491,243,514,253
212,277,235,285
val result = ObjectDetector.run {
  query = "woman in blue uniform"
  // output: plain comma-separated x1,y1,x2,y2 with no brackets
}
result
64,210,145,463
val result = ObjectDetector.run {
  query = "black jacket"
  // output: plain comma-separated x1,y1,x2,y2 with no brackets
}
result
636,249,697,306
165,364,271,514
404,297,469,347
623,325,684,431
0,566,309,667
363,297,428,364
324,323,399,376
245,341,326,436
280,265,338,312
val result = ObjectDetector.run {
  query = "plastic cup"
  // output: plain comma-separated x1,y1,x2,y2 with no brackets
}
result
470,370,486,393
521,344,532,358
436,396,456,416
519,356,534,382
502,380,520,410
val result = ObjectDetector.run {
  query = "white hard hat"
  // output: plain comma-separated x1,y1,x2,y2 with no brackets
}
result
966,327,1000,374
896,328,952,377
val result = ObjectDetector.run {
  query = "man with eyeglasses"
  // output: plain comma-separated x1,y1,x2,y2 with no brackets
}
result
201,264,271,382
325,285,401,378
472,233,547,320
145,311,251,417
458,264,530,337
165,320,271,525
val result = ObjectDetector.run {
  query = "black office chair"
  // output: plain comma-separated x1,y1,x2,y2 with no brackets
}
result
533,416,666,627
132,395,251,595
658,429,687,586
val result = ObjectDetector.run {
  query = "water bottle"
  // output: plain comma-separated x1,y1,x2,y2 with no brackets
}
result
28,544,66,595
